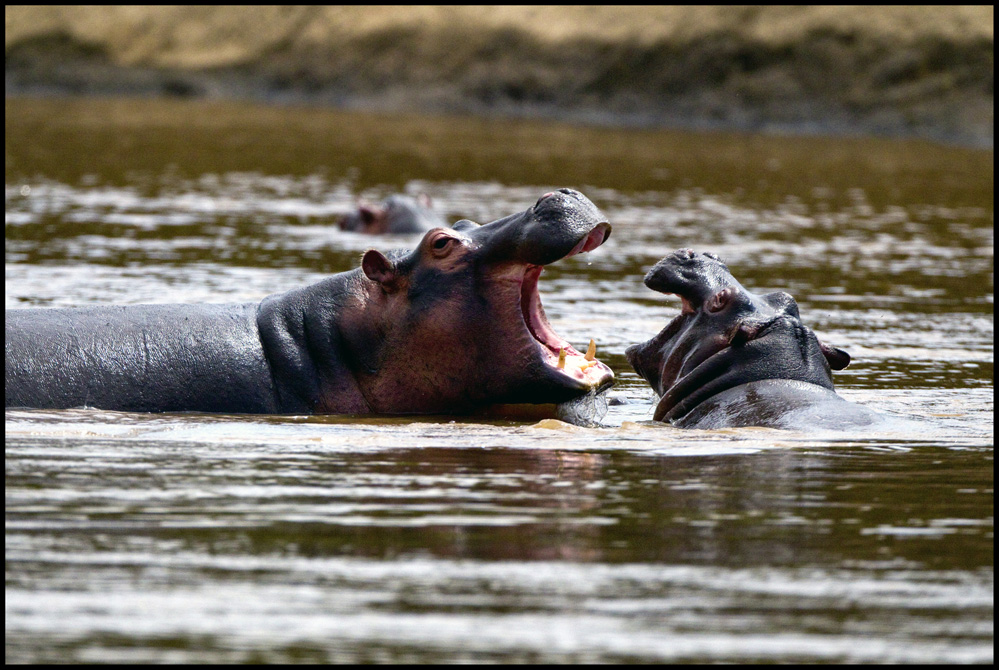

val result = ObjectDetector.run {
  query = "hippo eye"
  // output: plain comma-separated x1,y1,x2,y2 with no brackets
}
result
430,235,456,257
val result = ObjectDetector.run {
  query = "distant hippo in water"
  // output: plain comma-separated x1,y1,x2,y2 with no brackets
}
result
6,189,613,415
339,193,448,234
626,249,880,429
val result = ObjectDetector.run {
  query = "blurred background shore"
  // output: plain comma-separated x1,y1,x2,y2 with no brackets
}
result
5,6,994,147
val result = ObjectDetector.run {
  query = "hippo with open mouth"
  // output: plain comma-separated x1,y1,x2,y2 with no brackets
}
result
6,189,613,415
626,249,880,429
339,193,447,234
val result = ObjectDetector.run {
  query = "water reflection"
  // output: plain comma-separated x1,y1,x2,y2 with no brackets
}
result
6,419,993,662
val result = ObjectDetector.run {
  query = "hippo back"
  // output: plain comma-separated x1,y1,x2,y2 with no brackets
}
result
5,303,278,413
674,379,883,429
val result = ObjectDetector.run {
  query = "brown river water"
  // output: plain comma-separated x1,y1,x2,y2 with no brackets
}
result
4,98,993,663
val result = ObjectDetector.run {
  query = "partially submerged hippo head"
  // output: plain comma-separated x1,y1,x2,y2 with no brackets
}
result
625,250,850,424
339,193,447,234
337,188,614,413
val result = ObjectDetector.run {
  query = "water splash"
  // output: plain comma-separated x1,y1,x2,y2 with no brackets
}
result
556,388,610,427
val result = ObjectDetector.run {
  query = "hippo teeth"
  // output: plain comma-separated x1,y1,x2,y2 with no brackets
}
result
520,265,611,386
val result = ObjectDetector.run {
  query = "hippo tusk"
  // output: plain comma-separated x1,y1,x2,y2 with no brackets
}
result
585,339,596,361
557,348,566,370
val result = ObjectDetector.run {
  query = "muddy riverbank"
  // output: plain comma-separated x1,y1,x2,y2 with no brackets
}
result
4,6,994,147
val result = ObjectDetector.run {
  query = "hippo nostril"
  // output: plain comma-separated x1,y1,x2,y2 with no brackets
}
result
536,192,555,206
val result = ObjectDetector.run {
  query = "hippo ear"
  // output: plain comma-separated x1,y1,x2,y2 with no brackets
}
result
820,342,851,370
358,205,379,225
452,219,480,232
362,250,399,291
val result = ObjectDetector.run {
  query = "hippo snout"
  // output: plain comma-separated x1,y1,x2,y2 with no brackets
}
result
644,250,741,310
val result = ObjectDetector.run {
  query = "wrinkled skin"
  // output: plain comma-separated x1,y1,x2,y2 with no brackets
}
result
625,249,879,429
339,193,448,234
6,188,614,414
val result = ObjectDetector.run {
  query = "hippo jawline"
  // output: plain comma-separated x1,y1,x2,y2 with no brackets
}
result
650,316,793,423
514,226,614,394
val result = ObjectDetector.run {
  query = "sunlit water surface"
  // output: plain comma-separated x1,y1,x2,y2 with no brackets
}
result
5,98,993,663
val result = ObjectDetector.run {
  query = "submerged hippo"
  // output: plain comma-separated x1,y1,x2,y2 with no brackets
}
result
626,249,880,429
6,189,613,415
339,193,448,234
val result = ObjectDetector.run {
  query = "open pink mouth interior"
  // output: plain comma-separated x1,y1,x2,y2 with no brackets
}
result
566,225,608,257
517,229,614,387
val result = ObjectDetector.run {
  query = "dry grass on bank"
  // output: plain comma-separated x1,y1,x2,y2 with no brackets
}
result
6,6,992,68
5,6,994,146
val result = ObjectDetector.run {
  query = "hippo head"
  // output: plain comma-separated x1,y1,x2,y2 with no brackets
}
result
339,194,445,234
340,188,614,414
625,250,850,423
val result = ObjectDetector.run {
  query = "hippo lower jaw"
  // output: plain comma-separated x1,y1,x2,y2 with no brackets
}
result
520,264,614,391
651,319,828,423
